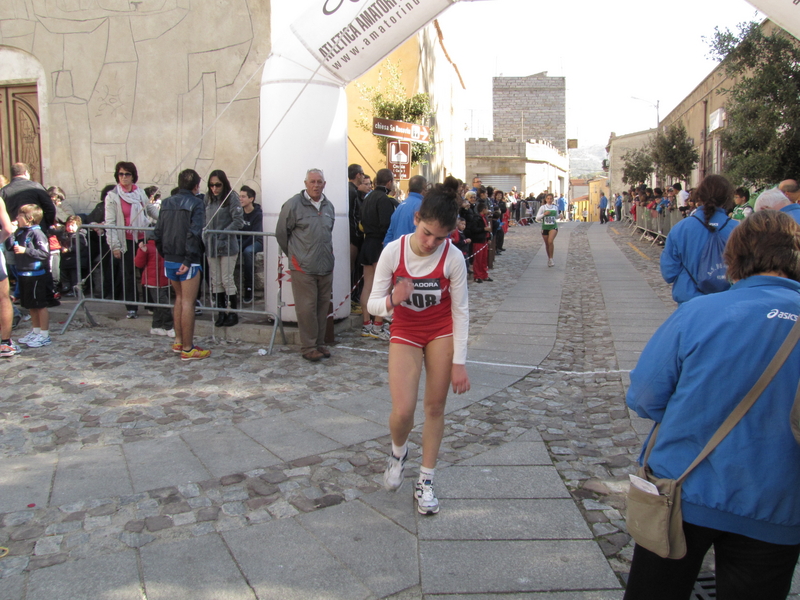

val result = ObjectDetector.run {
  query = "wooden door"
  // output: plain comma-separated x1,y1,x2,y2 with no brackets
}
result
0,85,42,184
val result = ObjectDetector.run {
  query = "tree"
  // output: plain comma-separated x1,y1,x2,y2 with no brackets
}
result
355,61,434,166
621,147,654,186
708,21,800,189
651,122,699,184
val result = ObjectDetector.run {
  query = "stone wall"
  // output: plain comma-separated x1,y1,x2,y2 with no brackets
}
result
0,1,271,213
493,73,566,154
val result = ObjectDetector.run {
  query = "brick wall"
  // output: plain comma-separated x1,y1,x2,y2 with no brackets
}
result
493,73,566,153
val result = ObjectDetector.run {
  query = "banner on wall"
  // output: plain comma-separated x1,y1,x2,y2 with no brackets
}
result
291,0,454,83
746,0,800,39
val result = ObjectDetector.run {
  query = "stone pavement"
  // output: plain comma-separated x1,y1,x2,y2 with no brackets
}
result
1,221,799,599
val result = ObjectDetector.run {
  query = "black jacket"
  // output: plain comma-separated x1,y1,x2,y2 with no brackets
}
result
154,190,205,266
1,177,56,229
359,186,398,240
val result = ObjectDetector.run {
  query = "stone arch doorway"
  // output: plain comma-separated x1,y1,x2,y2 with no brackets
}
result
0,84,42,183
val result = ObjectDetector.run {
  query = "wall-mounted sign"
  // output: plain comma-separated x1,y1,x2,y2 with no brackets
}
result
372,117,430,142
388,139,411,180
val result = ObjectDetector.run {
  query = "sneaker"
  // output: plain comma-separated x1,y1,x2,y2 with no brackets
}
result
0,341,18,358
150,328,168,336
181,346,210,361
26,334,52,348
374,323,391,342
18,331,38,344
126,310,138,319
243,289,253,304
548,258,554,267
361,323,375,338
194,300,203,316
383,450,408,491
165,329,176,338
351,301,362,315
415,480,439,515
172,342,183,353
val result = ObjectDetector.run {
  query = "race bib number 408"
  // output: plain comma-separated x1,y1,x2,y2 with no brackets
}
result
403,278,443,312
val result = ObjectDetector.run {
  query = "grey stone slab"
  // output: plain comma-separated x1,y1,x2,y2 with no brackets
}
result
490,311,559,324
182,425,281,477
0,575,24,600
223,518,372,600
425,593,623,600
0,453,57,513
287,405,387,446
420,540,620,594
472,337,555,353
436,466,570,499
612,341,651,352
417,499,592,540
122,436,210,492
327,391,393,425
461,442,551,466
27,551,141,600
360,487,418,534
141,534,255,600
297,500,419,598
514,428,545,443
237,416,341,462
51,445,133,506
485,322,560,337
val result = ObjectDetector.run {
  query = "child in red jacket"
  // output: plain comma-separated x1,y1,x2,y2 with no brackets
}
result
134,235,174,337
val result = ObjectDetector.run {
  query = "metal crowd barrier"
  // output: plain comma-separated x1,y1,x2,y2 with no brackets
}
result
58,225,287,353
623,202,685,245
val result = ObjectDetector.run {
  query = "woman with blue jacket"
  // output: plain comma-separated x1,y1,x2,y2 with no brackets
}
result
625,210,800,600
660,175,738,304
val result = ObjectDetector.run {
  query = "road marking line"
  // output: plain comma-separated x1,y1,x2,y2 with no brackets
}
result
336,346,632,375
627,242,651,261
610,226,621,235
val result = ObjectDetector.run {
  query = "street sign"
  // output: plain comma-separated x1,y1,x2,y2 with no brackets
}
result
372,117,430,143
388,140,411,180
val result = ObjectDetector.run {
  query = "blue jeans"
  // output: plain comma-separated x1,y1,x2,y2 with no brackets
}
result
241,240,263,290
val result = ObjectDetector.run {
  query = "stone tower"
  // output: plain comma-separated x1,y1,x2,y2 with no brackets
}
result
493,72,566,153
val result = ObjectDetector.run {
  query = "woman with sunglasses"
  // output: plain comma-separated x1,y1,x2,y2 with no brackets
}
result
204,170,244,327
105,161,159,319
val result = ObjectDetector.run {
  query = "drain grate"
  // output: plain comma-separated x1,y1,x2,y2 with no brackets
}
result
693,572,717,599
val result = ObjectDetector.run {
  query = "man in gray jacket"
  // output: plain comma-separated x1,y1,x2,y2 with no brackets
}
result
276,169,335,362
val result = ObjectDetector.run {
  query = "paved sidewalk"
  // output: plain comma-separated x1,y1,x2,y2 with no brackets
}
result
2,222,796,599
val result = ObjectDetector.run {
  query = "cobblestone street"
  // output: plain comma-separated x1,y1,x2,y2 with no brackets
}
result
1,221,796,599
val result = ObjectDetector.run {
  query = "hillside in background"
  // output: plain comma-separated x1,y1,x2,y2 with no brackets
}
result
569,144,606,178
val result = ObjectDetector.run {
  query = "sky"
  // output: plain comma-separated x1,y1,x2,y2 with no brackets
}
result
435,0,764,148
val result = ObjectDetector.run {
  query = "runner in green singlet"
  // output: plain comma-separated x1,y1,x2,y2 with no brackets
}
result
536,193,558,267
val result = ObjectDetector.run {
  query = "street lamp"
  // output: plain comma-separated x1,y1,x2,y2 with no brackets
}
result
631,96,660,128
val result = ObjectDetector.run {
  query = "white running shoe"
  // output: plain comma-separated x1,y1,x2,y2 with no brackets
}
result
374,323,391,342
18,331,38,345
548,258,554,267
415,480,439,515
150,328,168,336
383,450,407,491
26,334,51,348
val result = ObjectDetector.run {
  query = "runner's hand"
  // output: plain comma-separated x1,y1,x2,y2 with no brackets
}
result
451,364,470,394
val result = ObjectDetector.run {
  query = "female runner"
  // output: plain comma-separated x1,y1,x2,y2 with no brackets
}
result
368,177,470,515
536,192,558,267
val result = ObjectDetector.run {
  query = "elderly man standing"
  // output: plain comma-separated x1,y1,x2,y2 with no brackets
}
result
276,169,336,362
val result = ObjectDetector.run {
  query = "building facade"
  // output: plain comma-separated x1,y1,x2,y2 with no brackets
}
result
493,72,566,154
606,129,656,194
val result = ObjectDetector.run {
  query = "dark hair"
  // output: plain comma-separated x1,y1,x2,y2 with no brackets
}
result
654,188,663,197
476,201,488,214
375,168,393,187
66,214,83,228
545,193,554,202
734,187,750,202
170,187,180,196
348,164,364,180
724,211,800,281
417,176,460,230
494,189,504,199
486,186,494,197
207,169,232,204
11,162,28,177
178,169,201,192
408,175,426,194
101,184,116,202
114,161,138,184
673,182,683,191
695,174,734,223
47,186,66,203
240,185,256,200
144,186,161,201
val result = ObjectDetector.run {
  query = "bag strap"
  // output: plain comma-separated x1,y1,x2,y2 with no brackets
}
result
643,317,800,481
